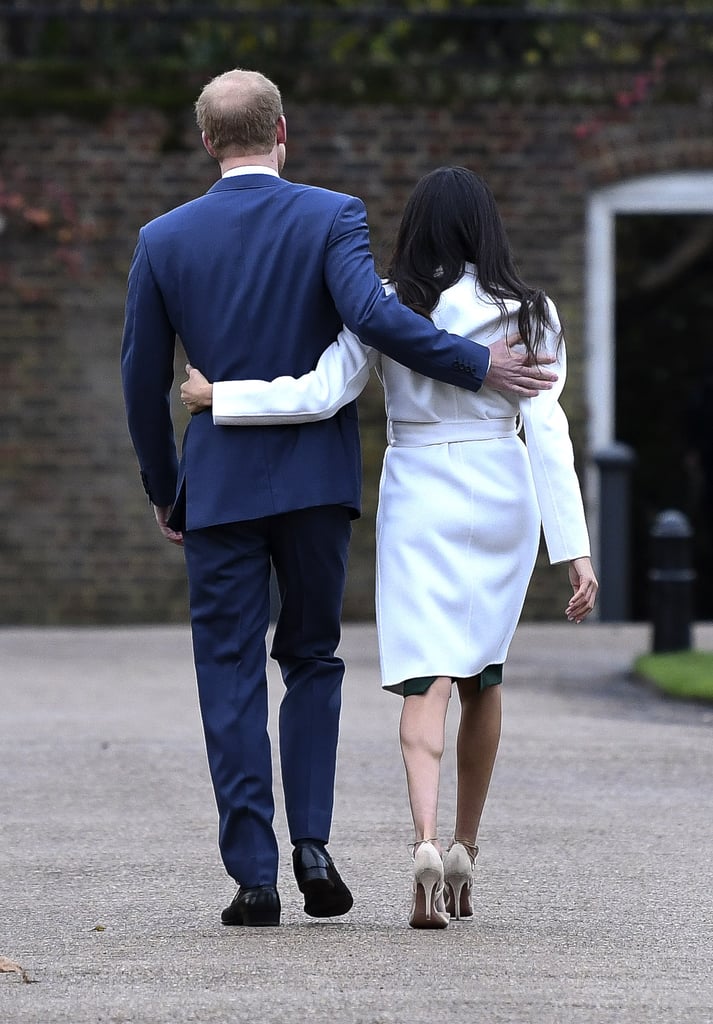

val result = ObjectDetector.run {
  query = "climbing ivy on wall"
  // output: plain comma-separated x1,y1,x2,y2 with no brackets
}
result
1,4,711,112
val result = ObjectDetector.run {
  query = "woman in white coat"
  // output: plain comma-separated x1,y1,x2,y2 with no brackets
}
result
180,167,598,930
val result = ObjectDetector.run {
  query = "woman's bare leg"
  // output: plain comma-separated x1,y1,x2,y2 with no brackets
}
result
399,676,453,845
453,680,502,844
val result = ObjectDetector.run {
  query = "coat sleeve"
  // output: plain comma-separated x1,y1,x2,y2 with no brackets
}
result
520,301,591,564
212,327,377,425
323,196,490,390
120,231,179,506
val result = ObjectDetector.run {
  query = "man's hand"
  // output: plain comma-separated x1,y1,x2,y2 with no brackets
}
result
485,336,558,397
181,363,213,415
566,556,598,623
153,504,183,546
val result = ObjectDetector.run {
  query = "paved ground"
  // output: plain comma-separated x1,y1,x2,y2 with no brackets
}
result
1,622,712,1024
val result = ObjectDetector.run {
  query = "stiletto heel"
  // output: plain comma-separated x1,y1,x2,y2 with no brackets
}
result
443,840,478,920
408,840,449,929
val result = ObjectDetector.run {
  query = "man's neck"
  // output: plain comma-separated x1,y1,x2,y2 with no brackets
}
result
220,154,279,175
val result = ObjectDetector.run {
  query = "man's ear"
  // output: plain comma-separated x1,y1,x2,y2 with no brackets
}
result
276,115,287,146
202,131,218,159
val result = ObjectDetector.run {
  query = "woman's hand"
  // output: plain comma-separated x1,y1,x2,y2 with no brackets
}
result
181,363,213,415
566,556,598,623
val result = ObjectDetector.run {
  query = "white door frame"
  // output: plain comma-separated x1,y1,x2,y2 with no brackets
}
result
584,171,713,570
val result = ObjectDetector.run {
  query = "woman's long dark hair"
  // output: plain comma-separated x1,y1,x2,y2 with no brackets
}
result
386,166,558,360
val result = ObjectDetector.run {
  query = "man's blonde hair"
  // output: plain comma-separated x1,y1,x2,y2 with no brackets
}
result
195,69,283,159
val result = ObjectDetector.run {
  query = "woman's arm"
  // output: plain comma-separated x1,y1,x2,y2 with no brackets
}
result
181,327,376,425
519,302,592,566
520,305,598,620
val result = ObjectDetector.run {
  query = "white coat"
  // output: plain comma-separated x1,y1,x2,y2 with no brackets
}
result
212,268,591,692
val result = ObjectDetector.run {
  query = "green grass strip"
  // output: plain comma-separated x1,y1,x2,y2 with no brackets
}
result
634,651,713,702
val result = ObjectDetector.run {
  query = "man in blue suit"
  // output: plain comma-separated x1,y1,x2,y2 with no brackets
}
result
121,68,555,927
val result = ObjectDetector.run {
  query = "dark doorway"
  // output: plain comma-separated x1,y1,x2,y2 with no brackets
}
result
616,213,713,621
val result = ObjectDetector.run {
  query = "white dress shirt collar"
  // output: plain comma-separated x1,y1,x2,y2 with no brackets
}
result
222,165,279,179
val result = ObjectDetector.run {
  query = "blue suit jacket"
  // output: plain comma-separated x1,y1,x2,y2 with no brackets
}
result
121,173,489,530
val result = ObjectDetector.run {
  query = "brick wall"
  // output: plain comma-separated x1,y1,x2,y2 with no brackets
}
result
2,95,712,624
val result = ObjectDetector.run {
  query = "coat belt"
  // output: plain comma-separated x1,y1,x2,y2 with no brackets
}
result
387,417,520,447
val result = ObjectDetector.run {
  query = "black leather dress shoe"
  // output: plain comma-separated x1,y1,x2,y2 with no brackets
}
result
292,840,353,918
221,885,281,927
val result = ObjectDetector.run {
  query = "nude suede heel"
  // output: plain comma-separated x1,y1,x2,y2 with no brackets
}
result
443,840,478,920
409,840,450,929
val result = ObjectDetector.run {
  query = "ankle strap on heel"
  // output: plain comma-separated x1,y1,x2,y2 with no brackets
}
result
408,838,440,855
452,838,479,861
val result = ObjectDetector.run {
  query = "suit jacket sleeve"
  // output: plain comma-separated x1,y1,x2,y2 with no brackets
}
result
213,327,376,425
323,197,490,390
120,232,179,506
520,301,591,564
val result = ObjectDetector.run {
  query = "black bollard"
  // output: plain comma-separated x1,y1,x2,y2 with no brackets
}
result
594,442,636,622
648,509,695,653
